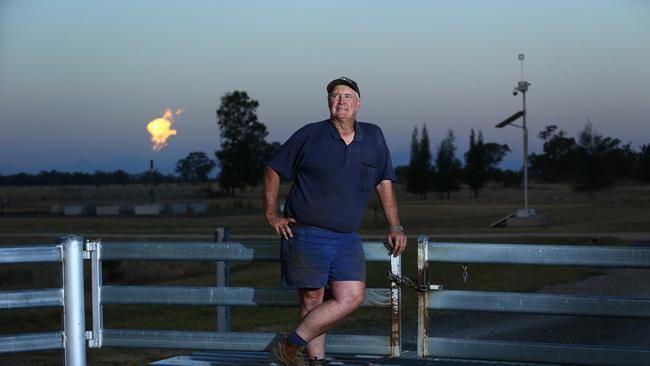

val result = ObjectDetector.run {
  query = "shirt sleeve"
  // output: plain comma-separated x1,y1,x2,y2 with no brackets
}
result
376,127,397,183
268,127,308,181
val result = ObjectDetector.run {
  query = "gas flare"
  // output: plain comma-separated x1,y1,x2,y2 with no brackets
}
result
146,108,183,151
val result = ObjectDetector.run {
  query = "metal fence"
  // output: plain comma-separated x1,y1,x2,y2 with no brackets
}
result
416,236,650,366
5,235,650,366
86,238,403,357
0,236,86,366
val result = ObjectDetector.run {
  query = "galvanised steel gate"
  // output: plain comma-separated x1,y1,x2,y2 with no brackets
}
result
85,239,402,356
416,236,650,366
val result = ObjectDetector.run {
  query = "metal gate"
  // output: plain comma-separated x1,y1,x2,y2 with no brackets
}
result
85,239,402,356
416,236,650,366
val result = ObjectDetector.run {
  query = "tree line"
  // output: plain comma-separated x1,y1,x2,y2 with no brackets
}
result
529,122,650,192
2,90,648,195
401,121,650,199
402,125,510,199
0,169,177,186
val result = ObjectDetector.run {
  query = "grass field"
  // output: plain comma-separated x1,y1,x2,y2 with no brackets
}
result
1,182,649,365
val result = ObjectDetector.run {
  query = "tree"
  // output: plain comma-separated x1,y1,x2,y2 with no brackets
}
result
464,129,510,199
176,151,216,183
637,144,650,182
394,165,409,184
406,127,420,194
571,121,623,192
407,125,434,199
529,125,577,183
492,169,523,188
609,142,637,181
433,129,462,199
464,129,484,199
215,91,276,195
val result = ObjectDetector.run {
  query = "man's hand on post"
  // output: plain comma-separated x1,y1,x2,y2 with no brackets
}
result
386,226,407,257
266,215,296,240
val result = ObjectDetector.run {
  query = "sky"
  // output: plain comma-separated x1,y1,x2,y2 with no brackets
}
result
1,0,649,174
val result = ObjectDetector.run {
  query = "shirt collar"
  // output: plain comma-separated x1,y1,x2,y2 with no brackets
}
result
327,119,365,142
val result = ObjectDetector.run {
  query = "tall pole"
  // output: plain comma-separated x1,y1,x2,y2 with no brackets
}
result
517,53,530,214
522,90,528,212
495,54,535,221
149,159,154,205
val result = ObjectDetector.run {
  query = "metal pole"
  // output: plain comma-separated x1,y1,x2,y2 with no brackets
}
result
389,254,402,357
149,159,154,205
88,239,103,348
61,235,87,366
215,227,231,332
417,235,430,358
522,91,529,212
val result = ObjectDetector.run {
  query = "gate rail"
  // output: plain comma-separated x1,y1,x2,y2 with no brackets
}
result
417,237,650,366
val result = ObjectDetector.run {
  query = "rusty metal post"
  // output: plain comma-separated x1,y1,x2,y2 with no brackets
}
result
389,253,402,357
214,227,231,332
417,235,430,358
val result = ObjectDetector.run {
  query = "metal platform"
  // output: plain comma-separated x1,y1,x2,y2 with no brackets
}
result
146,350,385,365
146,350,557,366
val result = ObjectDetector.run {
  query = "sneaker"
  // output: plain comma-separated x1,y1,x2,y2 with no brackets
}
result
268,333,305,366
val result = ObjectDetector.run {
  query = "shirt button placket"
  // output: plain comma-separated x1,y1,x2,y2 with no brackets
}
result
344,144,352,167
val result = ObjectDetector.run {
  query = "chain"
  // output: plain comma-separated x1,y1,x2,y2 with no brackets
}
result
387,270,442,292
462,264,469,283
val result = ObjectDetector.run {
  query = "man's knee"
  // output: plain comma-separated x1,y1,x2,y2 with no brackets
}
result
300,288,325,310
348,289,365,308
332,282,365,309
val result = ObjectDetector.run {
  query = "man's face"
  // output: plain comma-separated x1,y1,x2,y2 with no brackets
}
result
328,85,361,120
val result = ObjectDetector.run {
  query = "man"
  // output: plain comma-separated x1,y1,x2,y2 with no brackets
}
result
264,77,407,366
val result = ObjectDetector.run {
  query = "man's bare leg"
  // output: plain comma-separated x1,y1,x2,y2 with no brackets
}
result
299,287,326,360
295,281,365,343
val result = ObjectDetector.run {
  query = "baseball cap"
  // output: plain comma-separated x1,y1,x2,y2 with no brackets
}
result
326,77,360,97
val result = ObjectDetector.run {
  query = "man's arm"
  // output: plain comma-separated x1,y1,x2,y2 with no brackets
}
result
263,165,295,239
375,179,407,256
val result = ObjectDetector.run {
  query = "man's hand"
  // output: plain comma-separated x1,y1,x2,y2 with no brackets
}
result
386,229,407,257
266,215,296,240
263,166,296,239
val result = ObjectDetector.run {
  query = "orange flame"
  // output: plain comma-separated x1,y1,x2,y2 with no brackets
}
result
146,108,183,151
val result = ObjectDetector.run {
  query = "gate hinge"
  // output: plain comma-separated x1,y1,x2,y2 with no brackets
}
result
83,239,101,259
86,330,102,348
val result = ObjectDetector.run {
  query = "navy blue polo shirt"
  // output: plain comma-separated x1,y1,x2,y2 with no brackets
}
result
268,119,396,233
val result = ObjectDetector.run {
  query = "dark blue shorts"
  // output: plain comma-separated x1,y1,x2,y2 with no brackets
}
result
281,225,366,288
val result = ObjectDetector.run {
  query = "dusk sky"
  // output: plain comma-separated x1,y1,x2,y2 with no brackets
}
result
1,0,648,174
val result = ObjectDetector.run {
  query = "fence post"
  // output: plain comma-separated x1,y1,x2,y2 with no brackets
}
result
214,227,231,332
389,253,402,357
87,239,103,348
61,235,87,366
417,235,429,358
